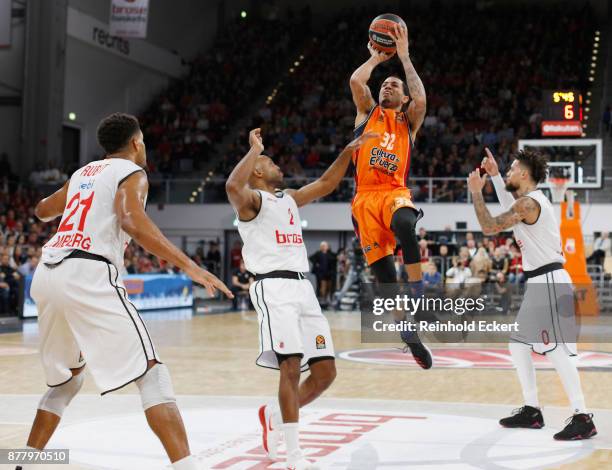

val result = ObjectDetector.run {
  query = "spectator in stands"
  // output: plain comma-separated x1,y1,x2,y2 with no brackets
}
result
587,231,610,266
310,242,336,305
231,260,254,310
466,239,478,258
437,225,456,247
436,244,451,276
470,247,492,282
423,262,442,288
206,241,221,275
508,244,525,283
18,255,38,277
489,246,509,281
229,240,243,269
336,248,349,290
0,253,20,313
446,258,473,286
415,238,429,263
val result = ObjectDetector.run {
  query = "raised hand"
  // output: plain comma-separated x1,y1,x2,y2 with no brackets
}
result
481,147,500,176
345,131,381,152
389,23,409,60
249,128,264,153
367,42,395,64
467,169,488,194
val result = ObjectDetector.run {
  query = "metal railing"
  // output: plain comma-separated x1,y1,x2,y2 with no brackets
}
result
148,176,474,204
147,175,612,205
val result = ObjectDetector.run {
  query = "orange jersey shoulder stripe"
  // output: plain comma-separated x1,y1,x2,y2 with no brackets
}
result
353,106,412,190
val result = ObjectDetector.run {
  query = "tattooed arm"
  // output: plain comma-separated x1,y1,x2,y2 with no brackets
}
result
472,193,540,235
390,24,426,138
467,170,540,235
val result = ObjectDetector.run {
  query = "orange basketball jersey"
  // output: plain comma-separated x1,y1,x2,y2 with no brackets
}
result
353,105,413,191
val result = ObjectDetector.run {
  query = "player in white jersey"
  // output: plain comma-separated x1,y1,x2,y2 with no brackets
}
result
226,128,377,470
22,113,232,470
468,148,596,441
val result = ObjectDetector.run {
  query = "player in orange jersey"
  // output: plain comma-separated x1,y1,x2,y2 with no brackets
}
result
349,23,432,368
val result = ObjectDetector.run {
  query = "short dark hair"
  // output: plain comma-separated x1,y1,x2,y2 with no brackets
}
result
96,113,140,154
515,149,549,184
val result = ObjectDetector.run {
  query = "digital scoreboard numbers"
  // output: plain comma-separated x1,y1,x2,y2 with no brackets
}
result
541,90,583,136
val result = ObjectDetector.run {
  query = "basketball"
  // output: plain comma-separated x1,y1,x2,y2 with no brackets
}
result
368,13,407,53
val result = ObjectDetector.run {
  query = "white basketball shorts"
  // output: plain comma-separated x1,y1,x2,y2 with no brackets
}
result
31,257,159,393
510,268,578,356
250,277,335,371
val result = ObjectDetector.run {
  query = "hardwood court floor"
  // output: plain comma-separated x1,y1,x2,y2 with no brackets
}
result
0,310,611,469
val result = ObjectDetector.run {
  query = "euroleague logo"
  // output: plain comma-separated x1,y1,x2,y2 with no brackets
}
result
338,347,612,370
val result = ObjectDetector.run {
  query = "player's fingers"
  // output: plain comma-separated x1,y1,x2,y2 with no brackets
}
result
206,284,216,297
485,147,494,159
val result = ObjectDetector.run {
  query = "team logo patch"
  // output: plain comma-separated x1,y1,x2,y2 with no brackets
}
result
315,335,326,349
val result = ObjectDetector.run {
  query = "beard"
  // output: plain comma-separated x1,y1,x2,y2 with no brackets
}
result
380,97,394,108
505,182,519,192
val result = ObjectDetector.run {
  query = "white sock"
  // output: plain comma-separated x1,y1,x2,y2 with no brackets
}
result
270,404,282,428
282,422,301,461
172,455,200,470
547,347,587,414
509,342,539,408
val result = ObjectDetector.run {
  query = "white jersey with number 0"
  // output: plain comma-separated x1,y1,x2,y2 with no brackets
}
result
237,190,309,274
513,189,565,271
41,158,144,270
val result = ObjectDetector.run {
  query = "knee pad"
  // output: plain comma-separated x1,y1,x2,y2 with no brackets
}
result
135,363,176,410
38,372,84,417
391,208,422,265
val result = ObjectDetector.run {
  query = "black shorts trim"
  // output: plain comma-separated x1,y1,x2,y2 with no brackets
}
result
102,263,149,396
112,265,157,360
308,355,335,366
275,352,304,366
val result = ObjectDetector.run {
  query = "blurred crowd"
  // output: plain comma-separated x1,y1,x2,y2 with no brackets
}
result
140,7,312,176
212,3,592,202
0,176,219,315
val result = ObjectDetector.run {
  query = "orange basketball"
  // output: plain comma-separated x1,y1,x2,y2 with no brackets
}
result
368,13,406,53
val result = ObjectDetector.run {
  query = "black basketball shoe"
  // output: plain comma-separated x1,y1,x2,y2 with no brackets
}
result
400,329,433,369
553,413,597,440
499,406,544,429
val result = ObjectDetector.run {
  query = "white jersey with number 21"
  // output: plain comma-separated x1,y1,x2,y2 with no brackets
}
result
41,158,144,270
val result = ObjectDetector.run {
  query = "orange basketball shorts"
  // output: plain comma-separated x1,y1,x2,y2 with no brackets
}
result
351,187,416,265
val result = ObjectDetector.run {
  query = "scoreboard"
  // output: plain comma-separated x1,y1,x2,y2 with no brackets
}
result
541,90,583,136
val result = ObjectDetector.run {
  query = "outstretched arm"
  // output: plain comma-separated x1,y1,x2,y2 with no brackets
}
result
481,147,516,209
225,128,265,221
467,170,539,235
116,171,233,297
390,24,426,139
350,43,393,127
288,132,379,207
35,180,70,222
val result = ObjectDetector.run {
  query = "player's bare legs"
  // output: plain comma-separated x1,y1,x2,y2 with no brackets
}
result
297,359,336,407
142,360,192,463
26,364,85,449
278,356,301,423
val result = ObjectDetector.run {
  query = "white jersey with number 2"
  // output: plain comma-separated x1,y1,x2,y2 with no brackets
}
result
237,190,310,274
41,158,144,270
